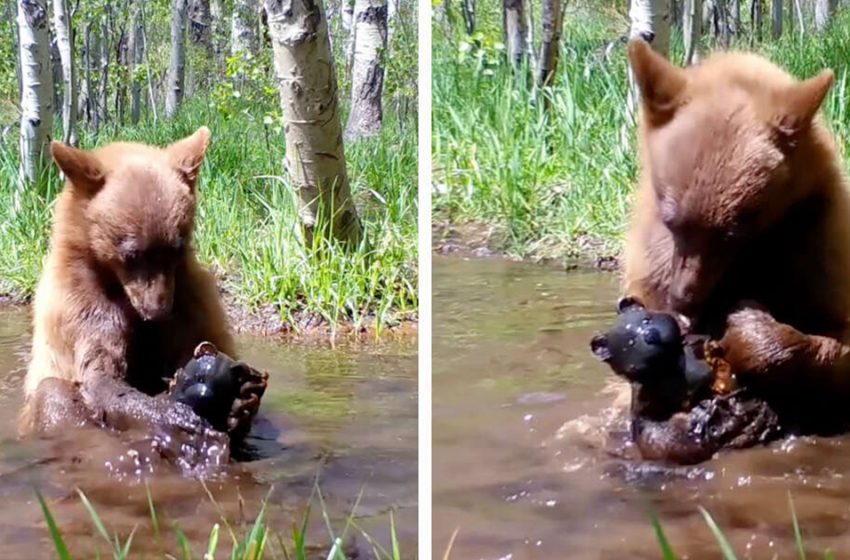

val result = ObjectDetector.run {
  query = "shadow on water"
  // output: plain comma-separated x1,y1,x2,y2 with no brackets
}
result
433,255,850,559
0,307,417,557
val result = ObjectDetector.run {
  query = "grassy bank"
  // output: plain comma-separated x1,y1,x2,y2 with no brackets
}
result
432,5,850,265
0,96,417,334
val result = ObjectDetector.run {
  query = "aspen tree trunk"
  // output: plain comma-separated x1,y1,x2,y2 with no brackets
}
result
128,0,142,124
140,3,157,122
683,0,701,65
342,0,355,72
98,16,109,126
771,0,782,37
53,0,76,145
815,0,834,31
793,0,804,37
387,0,396,43
345,0,387,140
231,0,256,54
115,28,127,124
537,0,562,88
264,0,362,246
626,0,670,124
50,31,62,117
526,0,536,71
210,0,225,63
460,0,475,34
81,22,92,125
716,0,730,46
503,0,527,68
17,0,54,183
750,0,762,43
732,0,740,32
166,0,188,118
189,0,212,53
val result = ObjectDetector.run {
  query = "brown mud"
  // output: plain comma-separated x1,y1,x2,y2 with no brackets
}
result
432,218,621,271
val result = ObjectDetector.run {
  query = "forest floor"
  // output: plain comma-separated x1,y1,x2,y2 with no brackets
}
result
0,98,418,339
432,6,850,271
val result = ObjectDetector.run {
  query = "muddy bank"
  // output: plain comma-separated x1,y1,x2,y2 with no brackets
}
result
432,218,621,271
0,272,418,342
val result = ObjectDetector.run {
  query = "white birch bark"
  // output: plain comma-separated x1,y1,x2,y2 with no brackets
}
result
17,0,54,183
166,0,188,118
81,21,91,124
232,0,256,55
503,0,527,68
53,0,76,145
210,0,225,62
732,0,740,33
264,0,362,246
97,15,108,127
342,0,354,72
345,0,387,140
815,0,834,31
771,0,782,37
189,0,212,53
683,0,702,65
128,0,143,124
793,0,804,37
536,0,562,88
387,0,396,44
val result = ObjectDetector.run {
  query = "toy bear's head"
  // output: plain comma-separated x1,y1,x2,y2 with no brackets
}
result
590,297,685,384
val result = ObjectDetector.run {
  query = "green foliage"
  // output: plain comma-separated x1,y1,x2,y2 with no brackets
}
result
0,2,17,112
0,93,417,330
210,51,279,119
432,5,850,262
2,0,417,331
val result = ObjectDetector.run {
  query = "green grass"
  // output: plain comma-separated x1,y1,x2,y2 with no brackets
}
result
650,493,834,559
0,96,417,333
432,4,850,262
36,479,403,560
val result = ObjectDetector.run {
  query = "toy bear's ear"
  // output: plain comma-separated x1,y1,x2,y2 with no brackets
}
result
617,296,645,314
590,334,612,362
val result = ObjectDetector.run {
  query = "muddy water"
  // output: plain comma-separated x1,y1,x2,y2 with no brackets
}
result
0,308,417,558
434,255,850,559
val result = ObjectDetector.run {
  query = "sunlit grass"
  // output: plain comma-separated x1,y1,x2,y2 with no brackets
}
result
432,5,850,262
0,96,417,333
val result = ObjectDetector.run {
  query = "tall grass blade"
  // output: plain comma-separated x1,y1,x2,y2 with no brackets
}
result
35,488,73,560
698,507,738,560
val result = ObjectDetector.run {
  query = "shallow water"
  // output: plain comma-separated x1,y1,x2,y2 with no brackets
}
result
0,307,417,557
434,255,850,559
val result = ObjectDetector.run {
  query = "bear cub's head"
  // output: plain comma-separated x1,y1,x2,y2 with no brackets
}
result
50,127,211,321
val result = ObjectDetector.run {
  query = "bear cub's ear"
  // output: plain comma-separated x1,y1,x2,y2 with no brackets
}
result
167,126,212,189
50,142,105,195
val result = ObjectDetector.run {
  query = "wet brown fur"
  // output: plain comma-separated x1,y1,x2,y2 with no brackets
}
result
20,128,236,435
622,40,850,430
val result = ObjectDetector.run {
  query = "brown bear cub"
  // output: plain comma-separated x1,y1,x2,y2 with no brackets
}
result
623,40,850,433
21,128,257,442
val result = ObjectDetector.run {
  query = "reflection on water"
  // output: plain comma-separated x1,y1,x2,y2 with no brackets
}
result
434,255,850,559
0,307,417,557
